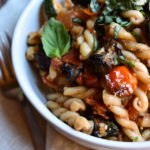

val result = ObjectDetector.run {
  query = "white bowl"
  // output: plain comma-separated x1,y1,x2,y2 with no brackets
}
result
12,0,150,149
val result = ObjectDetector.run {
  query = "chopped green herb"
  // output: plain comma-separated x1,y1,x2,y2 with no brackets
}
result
43,0,57,19
131,32,142,42
90,0,102,13
133,136,138,142
117,56,135,67
94,35,99,52
94,0,143,33
41,18,70,58
114,25,121,38
72,18,84,26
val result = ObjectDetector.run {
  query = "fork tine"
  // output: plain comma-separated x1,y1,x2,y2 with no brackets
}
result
4,32,15,77
0,45,10,81
0,33,15,79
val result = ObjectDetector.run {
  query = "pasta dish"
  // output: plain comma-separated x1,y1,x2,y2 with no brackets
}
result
26,0,150,142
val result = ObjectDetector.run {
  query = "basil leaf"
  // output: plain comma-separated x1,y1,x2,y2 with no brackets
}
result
90,0,101,13
114,25,121,38
72,18,84,26
41,18,70,58
44,0,57,19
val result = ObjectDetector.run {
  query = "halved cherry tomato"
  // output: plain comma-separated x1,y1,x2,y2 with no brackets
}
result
106,66,137,96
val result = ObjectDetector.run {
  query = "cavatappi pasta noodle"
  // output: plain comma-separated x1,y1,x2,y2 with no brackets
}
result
26,0,150,142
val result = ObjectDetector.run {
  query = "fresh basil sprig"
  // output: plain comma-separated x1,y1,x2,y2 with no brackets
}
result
41,18,70,58
44,0,57,19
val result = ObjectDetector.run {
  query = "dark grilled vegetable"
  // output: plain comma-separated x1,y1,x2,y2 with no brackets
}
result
71,0,90,6
62,63,83,83
89,40,122,74
92,123,100,137
35,49,51,70
106,121,118,137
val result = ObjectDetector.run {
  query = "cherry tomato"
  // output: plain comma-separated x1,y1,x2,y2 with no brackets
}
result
106,66,137,96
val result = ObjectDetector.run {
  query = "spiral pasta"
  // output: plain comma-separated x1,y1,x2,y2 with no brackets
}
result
121,40,150,60
133,61,150,89
47,93,86,112
103,90,143,141
77,29,94,60
64,86,96,99
139,114,150,128
27,32,41,45
133,87,148,112
108,23,136,41
142,129,150,140
121,10,145,25
47,100,93,133
46,65,58,82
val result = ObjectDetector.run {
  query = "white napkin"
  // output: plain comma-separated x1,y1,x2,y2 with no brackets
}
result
0,1,115,150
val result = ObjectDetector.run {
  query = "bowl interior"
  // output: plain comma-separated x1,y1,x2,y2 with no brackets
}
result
12,0,150,149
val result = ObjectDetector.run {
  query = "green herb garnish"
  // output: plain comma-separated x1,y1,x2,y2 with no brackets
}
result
41,18,70,58
117,56,135,67
94,35,99,52
44,0,57,19
131,32,142,42
114,25,121,38
90,0,102,13
133,136,138,142
72,18,84,26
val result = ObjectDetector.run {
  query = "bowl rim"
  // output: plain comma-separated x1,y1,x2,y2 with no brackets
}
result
12,0,150,149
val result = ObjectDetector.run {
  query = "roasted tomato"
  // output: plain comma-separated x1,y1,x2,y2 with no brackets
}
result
76,74,101,88
105,66,137,96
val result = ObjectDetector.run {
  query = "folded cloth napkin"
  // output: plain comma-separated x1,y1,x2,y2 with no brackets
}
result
0,1,116,150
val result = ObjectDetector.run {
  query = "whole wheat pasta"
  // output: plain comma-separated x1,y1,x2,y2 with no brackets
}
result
47,100,93,133
121,10,145,25
47,93,86,112
103,90,143,141
108,23,136,41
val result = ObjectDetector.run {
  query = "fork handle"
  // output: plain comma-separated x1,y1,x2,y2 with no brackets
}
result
21,97,45,150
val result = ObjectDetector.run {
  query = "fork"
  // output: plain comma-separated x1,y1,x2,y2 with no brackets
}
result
0,32,45,150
